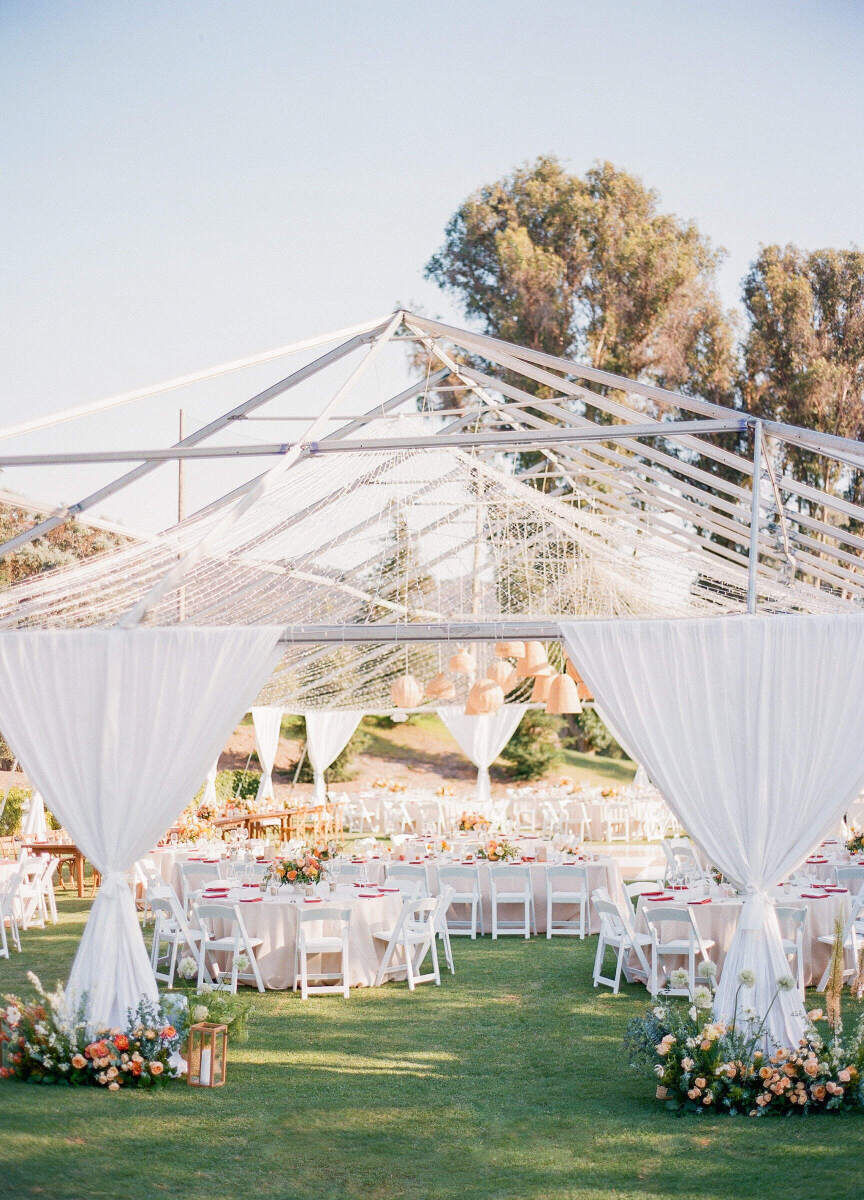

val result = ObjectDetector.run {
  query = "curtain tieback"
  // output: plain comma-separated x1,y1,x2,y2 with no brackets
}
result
739,886,772,932
98,869,130,894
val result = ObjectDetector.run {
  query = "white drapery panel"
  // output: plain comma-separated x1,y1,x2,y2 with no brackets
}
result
251,706,283,804
0,627,282,1029
200,761,219,812
437,704,528,804
304,711,362,803
21,789,48,838
561,615,864,1047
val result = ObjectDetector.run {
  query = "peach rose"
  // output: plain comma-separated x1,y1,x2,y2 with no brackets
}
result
694,1077,706,1089
687,1087,700,1100
71,1054,87,1070
108,1081,120,1091
150,1061,164,1076
838,1068,851,1083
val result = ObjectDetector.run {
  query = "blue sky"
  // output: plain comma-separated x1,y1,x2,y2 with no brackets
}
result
1,0,862,528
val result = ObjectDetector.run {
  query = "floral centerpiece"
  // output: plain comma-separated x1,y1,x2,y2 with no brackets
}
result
435,784,456,797
371,778,407,793
458,812,491,832
174,811,221,844
600,786,619,799
846,828,864,856
0,974,182,1090
264,850,326,888
311,842,342,862
477,837,519,863
625,965,864,1115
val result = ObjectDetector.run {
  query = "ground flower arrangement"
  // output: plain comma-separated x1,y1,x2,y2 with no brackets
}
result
0,973,183,1090
625,966,864,1116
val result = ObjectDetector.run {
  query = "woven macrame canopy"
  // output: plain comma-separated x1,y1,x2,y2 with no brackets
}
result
0,310,861,710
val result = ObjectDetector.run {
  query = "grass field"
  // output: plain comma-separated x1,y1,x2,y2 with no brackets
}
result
0,895,861,1200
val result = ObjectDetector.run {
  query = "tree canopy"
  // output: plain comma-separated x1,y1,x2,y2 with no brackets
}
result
425,156,738,405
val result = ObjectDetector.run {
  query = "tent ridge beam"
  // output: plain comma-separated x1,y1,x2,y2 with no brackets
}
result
279,621,564,644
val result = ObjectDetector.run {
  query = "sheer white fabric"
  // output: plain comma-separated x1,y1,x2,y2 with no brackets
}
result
251,706,283,804
0,627,282,1029
437,705,528,804
21,789,48,838
304,711,362,803
562,615,864,1047
200,761,219,812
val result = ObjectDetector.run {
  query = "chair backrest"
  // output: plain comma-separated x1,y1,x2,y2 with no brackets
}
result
193,901,245,944
592,893,630,939
386,864,427,882
774,904,807,934
401,895,437,932
835,866,864,894
297,905,352,942
334,862,367,883
547,864,589,890
438,865,479,890
626,880,661,899
489,863,530,892
643,904,696,942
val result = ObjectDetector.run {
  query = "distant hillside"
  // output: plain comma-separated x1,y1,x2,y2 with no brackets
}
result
0,501,131,589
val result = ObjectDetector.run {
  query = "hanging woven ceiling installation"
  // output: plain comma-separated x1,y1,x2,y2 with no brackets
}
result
0,311,861,711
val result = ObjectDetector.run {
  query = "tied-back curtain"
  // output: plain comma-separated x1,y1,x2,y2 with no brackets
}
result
251,706,283,804
437,704,528,805
561,614,864,1048
21,789,48,838
304,711,362,803
0,627,282,1029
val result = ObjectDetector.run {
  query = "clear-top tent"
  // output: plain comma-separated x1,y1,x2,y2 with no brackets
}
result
0,309,862,710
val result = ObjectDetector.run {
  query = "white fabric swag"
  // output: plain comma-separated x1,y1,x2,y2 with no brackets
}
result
304,711,362,803
437,704,528,805
561,614,864,1048
0,627,282,1029
200,761,219,812
251,705,284,804
21,789,48,839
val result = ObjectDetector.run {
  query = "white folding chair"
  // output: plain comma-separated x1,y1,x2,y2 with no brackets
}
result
333,861,368,885
643,904,716,997
0,866,23,957
293,906,352,999
193,901,265,993
489,864,535,939
373,896,441,990
149,890,209,987
434,886,455,974
775,904,806,994
603,804,630,843
384,863,428,899
437,865,482,937
545,864,589,938
625,880,663,900
591,892,651,994
15,856,53,929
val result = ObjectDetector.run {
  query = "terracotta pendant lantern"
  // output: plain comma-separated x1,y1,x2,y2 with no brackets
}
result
425,671,456,701
391,674,422,709
565,657,593,701
464,679,504,715
545,672,582,714
494,640,525,660
486,659,512,689
516,641,549,678
449,648,476,675
530,665,555,703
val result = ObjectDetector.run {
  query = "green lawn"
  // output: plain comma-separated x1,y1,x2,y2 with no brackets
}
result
0,896,861,1200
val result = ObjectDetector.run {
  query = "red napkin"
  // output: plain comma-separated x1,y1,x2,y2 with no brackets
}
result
645,894,674,902
201,858,220,863
807,857,828,864
303,898,323,904
241,897,263,903
823,886,847,893
242,883,260,888
521,856,536,862
379,886,400,893
670,885,688,891
409,860,423,865
358,891,378,898
688,898,711,905
800,892,827,899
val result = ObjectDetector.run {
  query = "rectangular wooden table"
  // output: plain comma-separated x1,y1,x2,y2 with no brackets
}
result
22,840,87,897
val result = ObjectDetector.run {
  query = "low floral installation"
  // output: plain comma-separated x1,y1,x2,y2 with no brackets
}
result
845,828,864,856
174,811,221,843
264,849,327,888
625,962,864,1116
0,974,183,1090
458,812,491,832
181,985,256,1044
477,837,519,863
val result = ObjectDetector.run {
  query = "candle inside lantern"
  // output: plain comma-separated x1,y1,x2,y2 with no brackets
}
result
200,1046,212,1085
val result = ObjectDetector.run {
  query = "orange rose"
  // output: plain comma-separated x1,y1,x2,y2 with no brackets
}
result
113,1034,129,1051
71,1054,87,1070
287,870,297,882
159,1026,176,1040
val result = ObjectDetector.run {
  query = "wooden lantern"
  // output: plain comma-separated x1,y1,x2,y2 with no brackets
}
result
464,679,504,715
391,674,422,708
530,665,555,703
187,1022,228,1087
486,660,512,688
449,648,476,675
545,673,582,714
425,671,456,701
494,640,525,660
